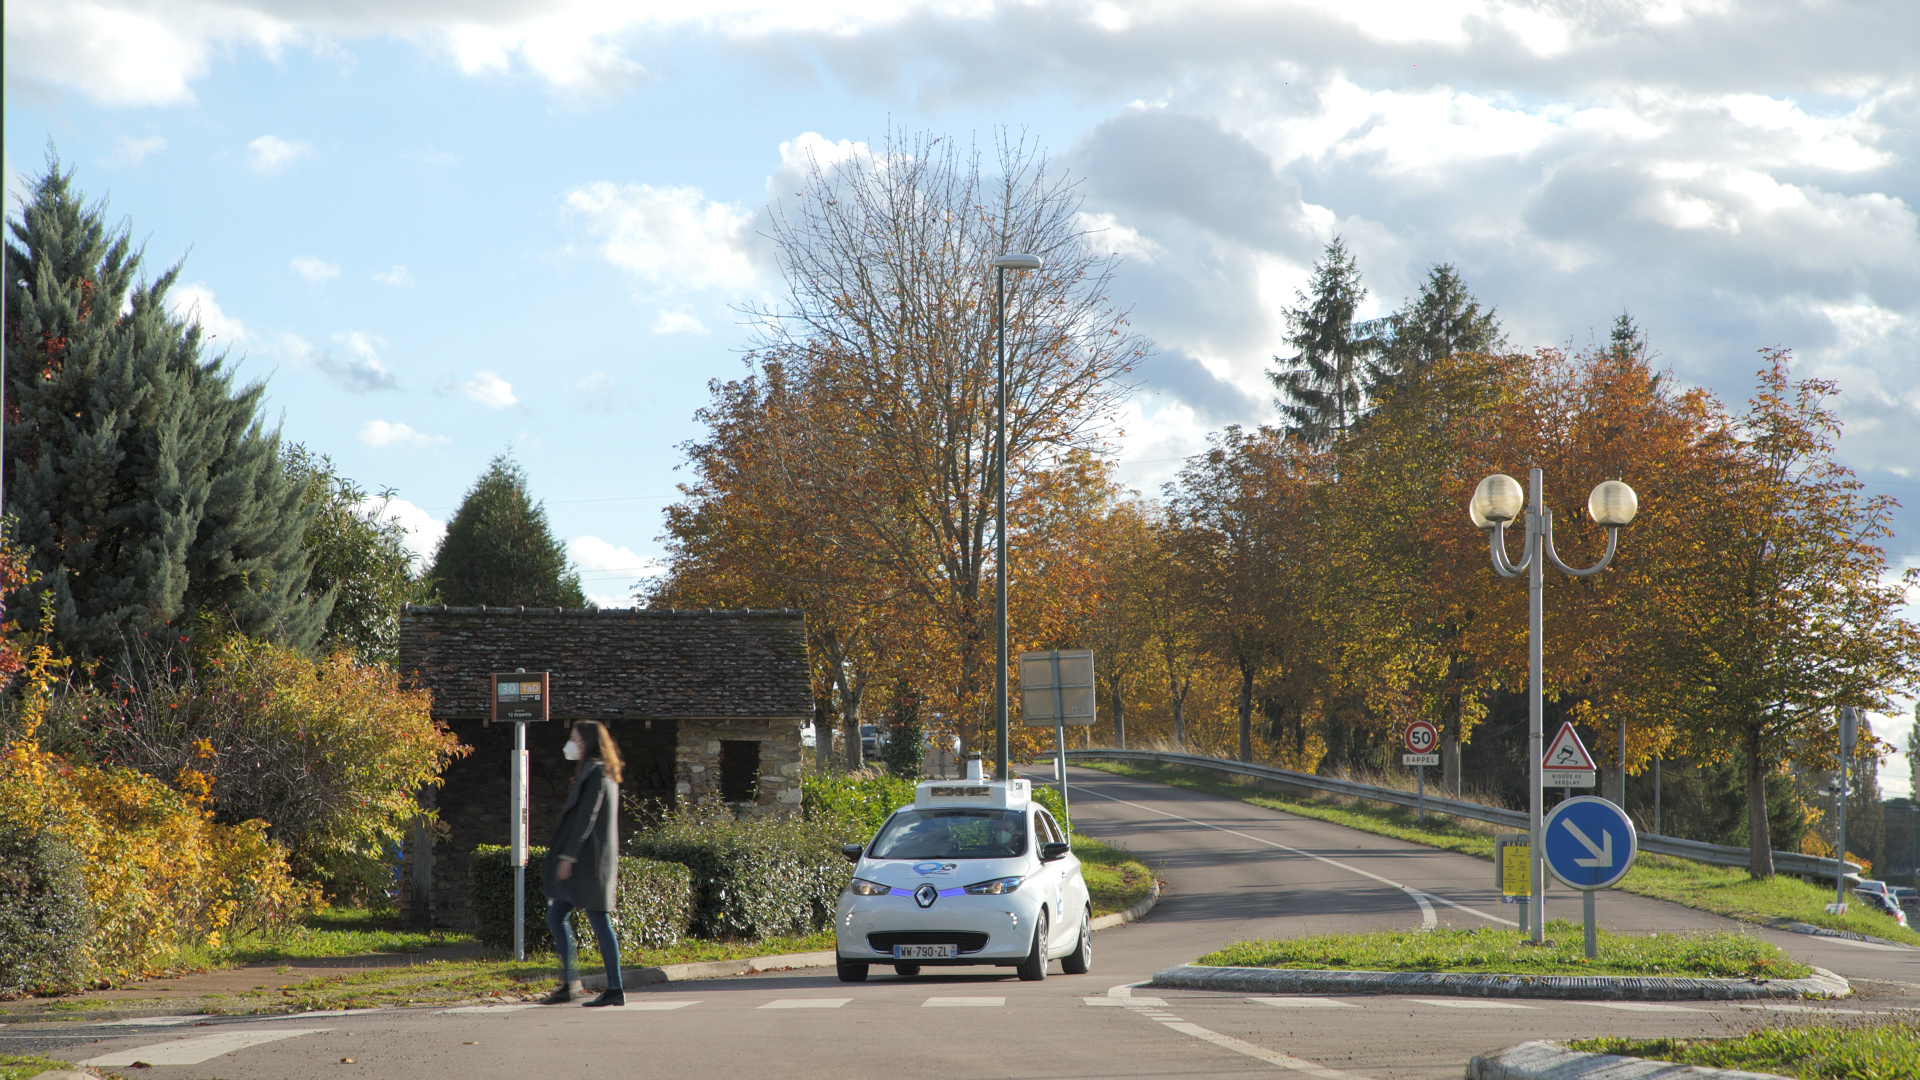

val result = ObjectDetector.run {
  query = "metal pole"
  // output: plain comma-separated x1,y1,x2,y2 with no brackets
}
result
1615,716,1627,809
1582,889,1597,959
1836,708,1850,907
1417,765,1425,824
1050,652,1067,815
1653,756,1662,835
994,265,1010,783
513,719,527,962
1528,468,1545,944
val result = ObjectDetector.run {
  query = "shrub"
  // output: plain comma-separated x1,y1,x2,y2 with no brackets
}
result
628,807,852,940
802,772,917,838
1030,782,1070,831
0,823,91,996
469,845,691,956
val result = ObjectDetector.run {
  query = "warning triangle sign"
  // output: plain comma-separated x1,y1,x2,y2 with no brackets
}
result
1542,722,1597,771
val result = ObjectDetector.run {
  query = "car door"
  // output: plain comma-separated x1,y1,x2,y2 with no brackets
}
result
1035,809,1080,945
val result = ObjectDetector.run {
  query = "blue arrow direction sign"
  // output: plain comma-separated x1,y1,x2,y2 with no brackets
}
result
1542,796,1638,890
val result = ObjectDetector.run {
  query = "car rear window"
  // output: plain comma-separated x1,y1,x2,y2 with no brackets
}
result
870,808,1029,860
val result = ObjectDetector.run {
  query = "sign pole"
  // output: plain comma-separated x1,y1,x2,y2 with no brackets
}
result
1417,764,1426,824
1836,707,1855,907
1582,889,1596,959
1049,652,1068,817
512,719,527,962
1528,470,1546,946
493,669,549,965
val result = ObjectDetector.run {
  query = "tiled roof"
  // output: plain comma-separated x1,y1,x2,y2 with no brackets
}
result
398,606,811,720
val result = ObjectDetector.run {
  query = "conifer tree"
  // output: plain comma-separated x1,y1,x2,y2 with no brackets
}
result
3,160,327,666
1367,263,1504,396
1271,237,1372,445
427,454,586,608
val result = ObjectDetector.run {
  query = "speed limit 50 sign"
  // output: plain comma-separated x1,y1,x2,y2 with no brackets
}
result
1403,721,1438,754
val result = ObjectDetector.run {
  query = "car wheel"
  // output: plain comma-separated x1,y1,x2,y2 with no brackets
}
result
836,960,869,983
1016,910,1049,981
893,964,921,977
1060,905,1092,974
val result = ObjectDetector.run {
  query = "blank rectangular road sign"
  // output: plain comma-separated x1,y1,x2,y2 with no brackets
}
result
1020,649,1096,727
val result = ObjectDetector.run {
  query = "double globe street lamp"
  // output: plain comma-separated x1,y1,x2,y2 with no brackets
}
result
1472,468,1639,943
991,253,1043,782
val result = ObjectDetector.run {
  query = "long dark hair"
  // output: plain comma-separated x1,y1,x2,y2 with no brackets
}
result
572,720,623,783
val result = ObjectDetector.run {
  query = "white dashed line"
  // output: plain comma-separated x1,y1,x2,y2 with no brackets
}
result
1577,1002,1704,1013
608,1000,700,1011
81,1028,330,1067
922,997,1004,1007
83,1016,200,1027
438,1004,542,1014
758,998,851,1009
1157,1020,1378,1079
1410,999,1537,1009
1250,997,1358,1008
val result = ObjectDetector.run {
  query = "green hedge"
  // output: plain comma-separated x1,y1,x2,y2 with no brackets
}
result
0,823,91,996
802,772,917,837
469,845,691,955
628,808,852,940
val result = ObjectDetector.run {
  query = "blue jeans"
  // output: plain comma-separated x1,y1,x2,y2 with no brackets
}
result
547,900,622,991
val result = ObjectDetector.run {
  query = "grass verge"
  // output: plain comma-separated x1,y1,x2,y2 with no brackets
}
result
1,1054,85,1080
1081,759,1920,946
1074,832,1156,917
1199,922,1810,978
1568,1013,1920,1080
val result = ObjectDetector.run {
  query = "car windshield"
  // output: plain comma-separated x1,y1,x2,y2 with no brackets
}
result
869,808,1027,860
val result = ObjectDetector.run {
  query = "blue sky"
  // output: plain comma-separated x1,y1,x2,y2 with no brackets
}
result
7,0,1917,791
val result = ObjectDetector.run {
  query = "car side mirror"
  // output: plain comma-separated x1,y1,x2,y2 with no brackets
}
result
1040,841,1070,862
841,843,864,864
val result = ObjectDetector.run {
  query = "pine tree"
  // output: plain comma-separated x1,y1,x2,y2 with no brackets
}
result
3,159,327,666
1367,263,1504,396
1270,237,1372,445
427,454,586,608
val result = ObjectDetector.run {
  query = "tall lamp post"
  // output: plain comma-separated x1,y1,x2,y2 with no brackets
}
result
1472,468,1639,944
990,253,1042,782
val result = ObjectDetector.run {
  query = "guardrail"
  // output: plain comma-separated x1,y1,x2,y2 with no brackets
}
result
1063,748,1861,882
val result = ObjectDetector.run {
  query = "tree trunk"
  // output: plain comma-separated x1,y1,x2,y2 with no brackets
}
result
814,693,833,773
1746,726,1775,878
1442,687,1463,797
1110,676,1127,749
824,632,865,771
1170,674,1190,749
1237,657,1255,763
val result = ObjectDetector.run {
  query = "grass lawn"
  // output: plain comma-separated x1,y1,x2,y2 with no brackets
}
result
1199,922,1810,978
1082,760,1920,947
1569,1013,1920,1080
1,1055,83,1080
1074,832,1156,917
196,906,480,965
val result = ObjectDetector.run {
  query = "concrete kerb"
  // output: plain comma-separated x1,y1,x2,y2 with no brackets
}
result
581,879,1165,992
1776,919,1916,949
1148,964,1851,1001
1469,1040,1791,1080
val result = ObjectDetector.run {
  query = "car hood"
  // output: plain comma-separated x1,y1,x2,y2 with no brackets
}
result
857,856,1034,890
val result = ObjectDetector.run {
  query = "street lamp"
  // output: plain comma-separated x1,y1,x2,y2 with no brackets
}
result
1473,468,1638,944
991,253,1043,782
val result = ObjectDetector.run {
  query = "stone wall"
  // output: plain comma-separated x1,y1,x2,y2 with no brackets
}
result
675,717,805,815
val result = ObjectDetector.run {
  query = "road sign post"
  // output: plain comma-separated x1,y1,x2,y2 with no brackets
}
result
1403,721,1439,822
1495,833,1530,935
1020,650,1095,818
1543,795,1638,959
493,671,550,962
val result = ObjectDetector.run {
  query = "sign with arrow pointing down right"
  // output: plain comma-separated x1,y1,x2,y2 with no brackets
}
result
1543,795,1638,890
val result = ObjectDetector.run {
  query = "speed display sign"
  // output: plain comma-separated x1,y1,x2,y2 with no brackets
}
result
1404,721,1438,754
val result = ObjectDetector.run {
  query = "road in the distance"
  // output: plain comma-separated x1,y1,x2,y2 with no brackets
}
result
14,764,1916,1080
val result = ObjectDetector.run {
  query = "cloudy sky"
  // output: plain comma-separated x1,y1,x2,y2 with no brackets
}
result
7,0,1917,789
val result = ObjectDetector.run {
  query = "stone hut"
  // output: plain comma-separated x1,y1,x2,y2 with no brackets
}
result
396,605,810,929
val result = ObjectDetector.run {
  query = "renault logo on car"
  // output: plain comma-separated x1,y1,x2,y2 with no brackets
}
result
913,884,938,908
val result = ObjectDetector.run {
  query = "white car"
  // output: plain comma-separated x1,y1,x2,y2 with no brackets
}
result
834,761,1092,982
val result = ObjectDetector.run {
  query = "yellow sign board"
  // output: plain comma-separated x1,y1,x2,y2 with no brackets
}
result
1496,833,1529,900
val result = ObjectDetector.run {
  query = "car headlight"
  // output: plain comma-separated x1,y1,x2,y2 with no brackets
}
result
847,877,890,896
964,876,1025,895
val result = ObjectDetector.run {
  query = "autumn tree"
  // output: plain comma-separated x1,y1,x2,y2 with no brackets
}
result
285,446,423,665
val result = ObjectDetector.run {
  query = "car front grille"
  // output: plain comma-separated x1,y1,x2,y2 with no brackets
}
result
868,931,989,954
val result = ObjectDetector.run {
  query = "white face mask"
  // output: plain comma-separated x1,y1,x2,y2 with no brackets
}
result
562,739,583,761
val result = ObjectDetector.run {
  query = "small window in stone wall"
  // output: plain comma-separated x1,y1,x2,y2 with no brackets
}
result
720,740,761,803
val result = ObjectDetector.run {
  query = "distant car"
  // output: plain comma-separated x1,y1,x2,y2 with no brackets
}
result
860,723,886,758
1853,887,1909,928
1894,887,1919,923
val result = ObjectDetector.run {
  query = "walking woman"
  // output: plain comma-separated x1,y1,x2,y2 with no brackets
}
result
542,720,625,1006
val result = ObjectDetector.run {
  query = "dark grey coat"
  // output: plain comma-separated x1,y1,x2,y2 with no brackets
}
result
542,759,619,911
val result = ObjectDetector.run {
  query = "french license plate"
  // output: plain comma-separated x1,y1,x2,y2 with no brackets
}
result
893,944,956,960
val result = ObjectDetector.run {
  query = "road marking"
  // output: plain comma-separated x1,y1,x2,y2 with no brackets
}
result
1576,1002,1704,1013
1158,1020,1377,1079
1735,1003,1864,1015
1410,999,1536,1009
758,998,851,1009
1810,936,1908,951
83,1016,200,1027
610,1000,700,1011
1250,997,1357,1008
1070,783,1509,929
922,997,1004,1007
80,1028,330,1067
439,1004,542,1014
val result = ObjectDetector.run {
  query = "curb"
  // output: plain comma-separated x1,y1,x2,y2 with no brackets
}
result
1148,964,1850,1001
1468,1040,1790,1080
583,882,1166,991
1777,920,1916,949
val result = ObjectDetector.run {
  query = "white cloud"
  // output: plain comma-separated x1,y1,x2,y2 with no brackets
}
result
112,135,167,166
570,535,661,609
279,330,400,392
248,134,311,174
651,306,709,334
290,256,339,283
459,371,519,409
167,283,247,346
373,265,415,286
565,181,756,291
360,495,446,568
357,420,449,449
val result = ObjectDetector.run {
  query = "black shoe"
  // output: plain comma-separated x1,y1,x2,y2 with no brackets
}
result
582,989,626,1007
542,980,584,1004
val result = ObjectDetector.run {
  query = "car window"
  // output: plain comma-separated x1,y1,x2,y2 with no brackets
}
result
870,808,1029,860
1036,810,1064,846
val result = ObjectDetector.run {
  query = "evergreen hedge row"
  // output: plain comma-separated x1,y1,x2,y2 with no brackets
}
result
469,845,691,955
0,823,92,996
627,808,854,940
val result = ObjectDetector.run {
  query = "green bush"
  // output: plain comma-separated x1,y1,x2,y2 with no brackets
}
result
0,823,92,996
802,772,917,838
469,845,691,956
1030,782,1070,831
628,807,852,940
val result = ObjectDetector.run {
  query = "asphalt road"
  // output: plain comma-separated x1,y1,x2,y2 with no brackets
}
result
11,765,1917,1080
